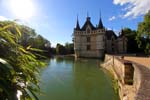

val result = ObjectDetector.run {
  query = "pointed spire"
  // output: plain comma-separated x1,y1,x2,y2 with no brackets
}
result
98,11,104,29
121,28,125,36
119,28,125,38
86,12,91,21
75,15,80,30
99,10,101,18
87,12,89,17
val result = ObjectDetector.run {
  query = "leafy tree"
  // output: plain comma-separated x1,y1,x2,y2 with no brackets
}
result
0,21,46,100
56,43,66,55
30,35,47,49
122,28,141,53
65,42,74,54
50,47,56,55
137,12,150,54
0,21,51,58
28,35,51,57
55,43,74,55
19,25,36,47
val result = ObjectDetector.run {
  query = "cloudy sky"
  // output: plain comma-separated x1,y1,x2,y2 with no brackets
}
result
0,0,150,47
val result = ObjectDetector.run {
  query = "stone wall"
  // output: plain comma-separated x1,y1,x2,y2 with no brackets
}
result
101,54,143,100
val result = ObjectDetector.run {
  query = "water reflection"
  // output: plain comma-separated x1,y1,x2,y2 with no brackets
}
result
39,57,118,100
55,57,64,63
73,59,110,100
55,56,74,64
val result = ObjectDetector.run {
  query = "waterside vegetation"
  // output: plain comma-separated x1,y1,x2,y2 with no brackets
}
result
0,21,49,100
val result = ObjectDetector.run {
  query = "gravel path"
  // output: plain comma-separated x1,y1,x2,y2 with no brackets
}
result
124,57,150,68
123,56,150,100
133,63,150,100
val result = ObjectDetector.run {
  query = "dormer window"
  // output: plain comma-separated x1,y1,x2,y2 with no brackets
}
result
86,28,90,34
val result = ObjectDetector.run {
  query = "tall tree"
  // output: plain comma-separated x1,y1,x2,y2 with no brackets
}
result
137,11,150,54
56,43,66,55
65,42,74,54
19,25,36,47
122,28,141,53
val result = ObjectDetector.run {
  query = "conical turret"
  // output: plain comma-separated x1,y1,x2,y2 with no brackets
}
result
118,29,125,38
75,16,80,30
98,12,104,29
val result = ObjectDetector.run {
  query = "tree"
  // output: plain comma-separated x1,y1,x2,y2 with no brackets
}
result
65,42,74,54
0,21,51,58
28,35,51,57
19,25,36,47
50,47,56,55
0,21,46,100
137,11,150,54
122,28,141,53
56,43,66,55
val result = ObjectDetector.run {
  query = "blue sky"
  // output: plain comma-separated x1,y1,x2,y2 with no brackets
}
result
0,0,150,47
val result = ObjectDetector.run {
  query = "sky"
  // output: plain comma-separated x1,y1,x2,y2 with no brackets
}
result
0,0,150,47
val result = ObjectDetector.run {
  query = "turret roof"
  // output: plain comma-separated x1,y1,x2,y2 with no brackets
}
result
118,29,125,38
75,16,80,30
98,17,104,29
81,17,96,31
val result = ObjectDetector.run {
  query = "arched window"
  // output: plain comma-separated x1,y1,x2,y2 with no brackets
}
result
87,28,90,34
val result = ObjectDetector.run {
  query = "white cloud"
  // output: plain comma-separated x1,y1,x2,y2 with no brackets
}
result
113,0,150,18
0,16,8,21
109,16,116,21
107,27,112,30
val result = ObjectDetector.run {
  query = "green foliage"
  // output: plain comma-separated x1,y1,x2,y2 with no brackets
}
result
0,21,46,100
55,43,74,55
50,47,56,55
18,25,36,47
112,79,119,94
28,34,51,58
29,35,50,49
65,42,74,54
56,43,66,55
0,21,51,58
137,12,150,54
122,28,142,53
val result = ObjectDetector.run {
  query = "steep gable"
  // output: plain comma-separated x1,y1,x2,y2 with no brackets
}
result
81,17,96,31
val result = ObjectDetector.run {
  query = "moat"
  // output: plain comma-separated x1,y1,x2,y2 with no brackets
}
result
38,57,119,100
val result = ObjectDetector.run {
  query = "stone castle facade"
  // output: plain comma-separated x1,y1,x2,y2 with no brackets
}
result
73,16,127,58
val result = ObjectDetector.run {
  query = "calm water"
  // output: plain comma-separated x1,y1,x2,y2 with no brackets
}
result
38,57,118,100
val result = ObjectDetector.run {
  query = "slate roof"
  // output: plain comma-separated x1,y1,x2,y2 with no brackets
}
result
75,16,105,31
118,29,125,38
97,18,104,29
75,19,80,30
105,30,117,40
81,17,96,31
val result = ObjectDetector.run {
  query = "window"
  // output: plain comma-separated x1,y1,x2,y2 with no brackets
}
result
87,45,91,50
87,37,91,42
111,37,115,46
103,36,105,41
87,28,90,33
112,47,114,52
112,42,114,46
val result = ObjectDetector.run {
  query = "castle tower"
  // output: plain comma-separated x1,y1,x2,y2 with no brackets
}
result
73,15,105,58
73,14,127,57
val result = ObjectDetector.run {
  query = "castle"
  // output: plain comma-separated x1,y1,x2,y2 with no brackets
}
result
73,16,127,58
